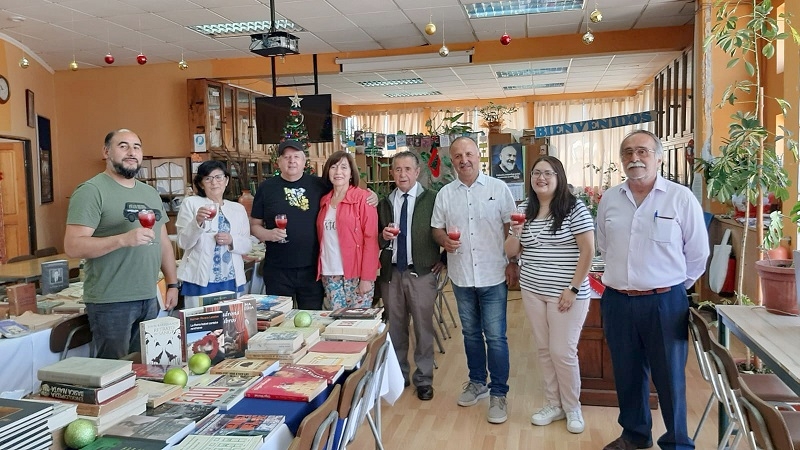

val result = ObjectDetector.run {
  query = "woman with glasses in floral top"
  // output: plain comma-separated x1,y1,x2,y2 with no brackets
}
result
504,155,594,434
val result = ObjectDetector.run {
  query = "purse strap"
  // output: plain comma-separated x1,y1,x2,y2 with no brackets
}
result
720,228,732,246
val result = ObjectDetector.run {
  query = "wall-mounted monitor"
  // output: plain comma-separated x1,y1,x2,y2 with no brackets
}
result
255,94,333,144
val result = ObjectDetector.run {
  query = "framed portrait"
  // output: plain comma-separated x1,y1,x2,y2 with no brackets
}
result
38,115,54,204
26,89,35,128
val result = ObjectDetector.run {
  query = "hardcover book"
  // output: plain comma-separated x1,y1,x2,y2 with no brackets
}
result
12,310,64,331
272,364,344,384
140,316,183,366
0,398,53,437
330,306,384,319
247,329,303,353
194,414,285,439
80,436,170,450
202,300,254,359
198,290,237,306
0,422,51,450
244,346,308,364
308,340,368,356
77,392,148,434
209,357,279,377
146,403,218,429
38,357,133,388
0,319,30,338
29,386,141,417
240,294,293,313
244,376,327,402
40,259,69,294
169,386,245,411
297,352,363,370
187,374,260,390
255,309,285,323
104,414,195,445
6,283,37,316
21,398,78,431
323,319,381,336
172,434,263,450
132,364,189,382
182,310,225,363
280,309,334,331
39,372,136,404
135,379,183,408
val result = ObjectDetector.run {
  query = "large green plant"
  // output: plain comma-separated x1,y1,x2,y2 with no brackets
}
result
702,0,799,298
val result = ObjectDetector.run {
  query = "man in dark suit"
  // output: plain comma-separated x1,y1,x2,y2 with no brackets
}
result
377,151,443,401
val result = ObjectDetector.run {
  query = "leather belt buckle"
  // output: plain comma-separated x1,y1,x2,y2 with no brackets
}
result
617,287,672,297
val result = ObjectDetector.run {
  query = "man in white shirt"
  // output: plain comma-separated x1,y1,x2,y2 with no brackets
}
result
432,137,517,424
596,130,709,450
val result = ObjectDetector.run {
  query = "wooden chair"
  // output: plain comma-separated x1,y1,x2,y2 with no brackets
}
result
738,376,800,450
336,363,372,450
6,254,36,263
49,313,93,360
293,384,341,450
34,247,58,258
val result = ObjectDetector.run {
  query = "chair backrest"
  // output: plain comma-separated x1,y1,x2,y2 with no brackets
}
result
49,314,93,360
294,384,341,450
365,339,391,411
707,333,744,392
34,247,58,258
364,323,389,372
738,376,796,450
7,254,36,263
336,365,372,450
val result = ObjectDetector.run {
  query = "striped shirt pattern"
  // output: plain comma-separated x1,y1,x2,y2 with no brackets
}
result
518,199,594,298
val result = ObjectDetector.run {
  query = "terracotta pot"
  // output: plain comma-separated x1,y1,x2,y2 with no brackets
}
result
238,189,254,217
487,121,502,134
755,259,797,316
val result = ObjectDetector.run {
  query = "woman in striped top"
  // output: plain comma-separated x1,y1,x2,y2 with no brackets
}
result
504,155,594,434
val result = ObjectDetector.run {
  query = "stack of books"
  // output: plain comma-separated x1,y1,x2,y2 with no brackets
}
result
135,379,184,408
102,414,196,447
298,340,368,370
192,414,285,441
271,364,344,384
244,376,327,402
330,306,384,319
320,319,382,342
280,309,335,332
0,398,53,450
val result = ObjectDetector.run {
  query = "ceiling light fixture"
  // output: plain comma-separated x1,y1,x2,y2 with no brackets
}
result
336,49,473,73
496,67,567,78
504,82,565,90
189,20,304,38
465,0,583,19
384,91,442,98
358,78,424,87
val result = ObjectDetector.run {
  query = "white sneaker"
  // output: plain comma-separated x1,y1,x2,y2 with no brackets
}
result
530,404,565,426
566,410,585,434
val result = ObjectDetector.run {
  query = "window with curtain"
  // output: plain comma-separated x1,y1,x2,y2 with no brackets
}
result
351,108,426,137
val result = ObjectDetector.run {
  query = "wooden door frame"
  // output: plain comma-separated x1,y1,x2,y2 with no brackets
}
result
0,135,37,253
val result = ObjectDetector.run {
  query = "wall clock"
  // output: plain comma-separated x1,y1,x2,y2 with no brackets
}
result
0,75,9,104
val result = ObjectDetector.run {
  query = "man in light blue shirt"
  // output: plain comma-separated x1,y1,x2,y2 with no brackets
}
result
596,130,709,450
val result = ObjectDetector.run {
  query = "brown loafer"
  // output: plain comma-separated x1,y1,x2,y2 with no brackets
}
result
603,437,653,450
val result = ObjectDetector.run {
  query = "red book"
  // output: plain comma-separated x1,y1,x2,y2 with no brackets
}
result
244,376,327,402
307,340,367,355
271,364,344,384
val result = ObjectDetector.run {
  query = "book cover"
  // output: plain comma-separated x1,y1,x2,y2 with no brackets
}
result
182,310,225,363
80,436,170,450
202,300,251,358
308,340,368,355
169,386,244,411
187,374,260,390
146,403,218,428
247,329,302,353
39,372,136,404
244,376,327,402
324,319,381,336
104,414,195,445
319,331,373,342
40,259,69,294
29,386,141,417
21,398,78,431
37,357,133,388
0,398,52,436
0,319,30,338
297,352,362,370
171,434,263,450
0,422,51,450
244,346,307,364
78,392,148,434
272,364,344,384
6,283,37,316
241,294,293,313
132,364,189,382
194,414,285,438
209,358,279,377
281,309,334,330
140,316,183,366
330,306,383,319
135,379,183,408
199,290,237,306
35,300,65,315
12,311,64,331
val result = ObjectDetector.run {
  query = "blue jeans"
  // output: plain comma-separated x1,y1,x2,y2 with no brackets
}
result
86,298,158,359
451,282,510,397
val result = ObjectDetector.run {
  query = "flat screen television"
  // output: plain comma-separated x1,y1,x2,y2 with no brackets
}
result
255,94,333,144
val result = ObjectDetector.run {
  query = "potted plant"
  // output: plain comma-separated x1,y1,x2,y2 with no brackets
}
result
701,0,799,313
478,102,518,133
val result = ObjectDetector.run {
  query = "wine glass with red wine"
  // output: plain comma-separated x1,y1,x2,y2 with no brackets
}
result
204,203,218,233
446,225,462,254
138,209,156,245
511,207,527,225
275,214,288,243
386,222,399,250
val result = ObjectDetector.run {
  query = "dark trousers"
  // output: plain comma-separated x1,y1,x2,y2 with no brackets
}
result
86,298,158,359
601,284,693,450
263,265,324,310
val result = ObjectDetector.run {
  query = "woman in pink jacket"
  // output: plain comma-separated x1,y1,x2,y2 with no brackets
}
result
317,151,380,309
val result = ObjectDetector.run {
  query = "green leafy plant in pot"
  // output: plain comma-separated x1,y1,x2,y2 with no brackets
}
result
701,0,799,314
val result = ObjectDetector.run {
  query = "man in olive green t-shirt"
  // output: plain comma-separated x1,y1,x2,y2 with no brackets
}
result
64,129,179,359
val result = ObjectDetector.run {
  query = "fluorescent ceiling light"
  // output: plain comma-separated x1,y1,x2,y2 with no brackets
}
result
465,0,584,19
504,83,565,90
385,91,442,98
189,20,304,38
358,78,423,87
496,67,568,78
336,50,473,73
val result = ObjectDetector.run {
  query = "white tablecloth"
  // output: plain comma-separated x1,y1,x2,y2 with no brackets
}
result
0,328,90,396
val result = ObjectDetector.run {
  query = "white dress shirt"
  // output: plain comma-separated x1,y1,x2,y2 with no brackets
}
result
596,175,710,290
431,173,515,288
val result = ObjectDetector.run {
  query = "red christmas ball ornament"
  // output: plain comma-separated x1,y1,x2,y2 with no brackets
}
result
291,110,299,116
136,53,147,65
104,53,115,64
500,33,511,45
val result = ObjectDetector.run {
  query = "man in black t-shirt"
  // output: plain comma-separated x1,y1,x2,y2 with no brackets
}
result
250,140,327,309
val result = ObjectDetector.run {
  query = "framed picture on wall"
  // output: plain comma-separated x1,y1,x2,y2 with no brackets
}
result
38,115,54,204
26,90,35,128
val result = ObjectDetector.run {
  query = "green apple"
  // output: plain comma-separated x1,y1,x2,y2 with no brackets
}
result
64,418,97,449
188,352,212,375
163,367,189,387
294,311,312,327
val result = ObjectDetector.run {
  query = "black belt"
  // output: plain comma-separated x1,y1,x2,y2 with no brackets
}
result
610,287,671,297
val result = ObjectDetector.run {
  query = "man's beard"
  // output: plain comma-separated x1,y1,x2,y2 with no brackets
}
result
113,161,140,179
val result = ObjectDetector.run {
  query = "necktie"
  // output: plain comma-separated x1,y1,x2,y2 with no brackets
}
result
397,193,409,272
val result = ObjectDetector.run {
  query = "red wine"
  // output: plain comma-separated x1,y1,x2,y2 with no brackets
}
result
275,218,288,229
447,231,461,241
138,211,156,229
511,213,526,224
387,227,400,236
207,208,217,219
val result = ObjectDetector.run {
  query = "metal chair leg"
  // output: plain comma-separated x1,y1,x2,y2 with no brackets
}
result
439,289,457,328
432,317,445,354
693,392,714,441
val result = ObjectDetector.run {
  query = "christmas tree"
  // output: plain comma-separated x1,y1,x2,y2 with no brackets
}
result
271,93,315,175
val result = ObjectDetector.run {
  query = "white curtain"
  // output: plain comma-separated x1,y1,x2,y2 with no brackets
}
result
533,90,653,191
351,108,426,136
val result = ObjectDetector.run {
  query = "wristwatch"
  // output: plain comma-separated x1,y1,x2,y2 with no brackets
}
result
167,283,180,290
568,285,579,294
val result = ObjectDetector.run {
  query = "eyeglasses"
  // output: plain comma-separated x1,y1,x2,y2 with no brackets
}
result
203,174,227,183
531,170,556,179
621,147,655,159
